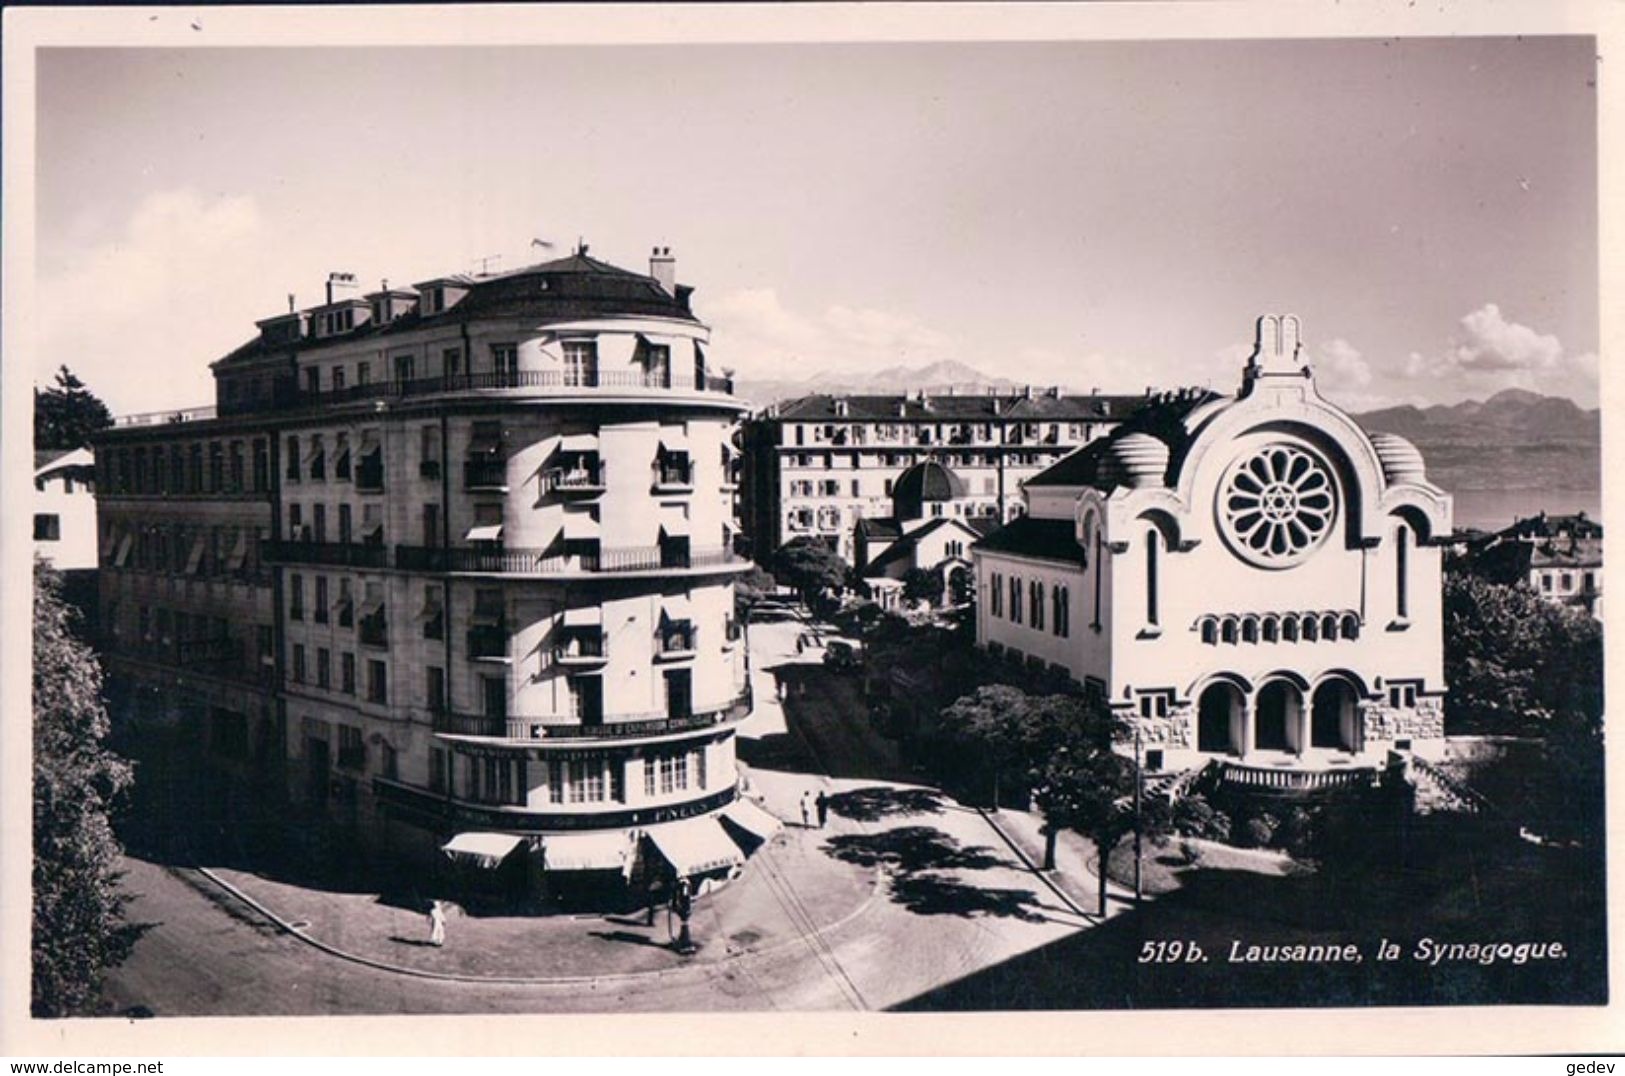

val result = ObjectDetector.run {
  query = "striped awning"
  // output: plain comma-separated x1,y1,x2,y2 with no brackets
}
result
643,818,744,878
442,832,526,870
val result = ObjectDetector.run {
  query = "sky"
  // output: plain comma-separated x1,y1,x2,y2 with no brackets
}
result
33,36,1598,416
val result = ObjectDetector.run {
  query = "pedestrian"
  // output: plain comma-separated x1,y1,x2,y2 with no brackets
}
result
815,791,829,828
799,790,814,828
427,899,446,947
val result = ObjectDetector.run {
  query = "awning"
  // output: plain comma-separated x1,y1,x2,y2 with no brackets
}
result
303,439,326,465
720,799,784,846
441,832,526,870
643,818,744,877
562,512,600,540
465,523,504,542
559,434,598,453
416,593,442,620
542,831,633,873
562,605,602,627
184,535,206,575
223,529,248,571
360,594,386,619
360,429,381,452
658,507,691,535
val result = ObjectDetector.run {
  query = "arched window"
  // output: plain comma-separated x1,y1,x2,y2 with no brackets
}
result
1340,613,1360,639
1303,615,1319,642
1262,616,1279,643
1241,617,1259,644
1091,533,1104,631
1282,617,1299,643
1010,576,1023,625
1030,580,1045,631
1396,522,1411,619
990,572,1003,618
1200,618,1218,645
1145,527,1160,627
1221,617,1239,644
1321,613,1339,640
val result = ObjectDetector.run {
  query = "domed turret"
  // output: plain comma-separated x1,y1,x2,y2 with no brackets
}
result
1370,432,1427,484
1109,432,1170,489
892,459,967,520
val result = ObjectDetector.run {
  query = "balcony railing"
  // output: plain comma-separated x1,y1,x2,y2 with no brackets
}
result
464,459,508,490
264,540,389,569
285,367,737,410
1217,761,1378,793
431,687,752,741
393,543,746,575
544,464,604,494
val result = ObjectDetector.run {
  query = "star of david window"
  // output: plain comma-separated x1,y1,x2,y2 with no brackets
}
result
1218,443,1336,567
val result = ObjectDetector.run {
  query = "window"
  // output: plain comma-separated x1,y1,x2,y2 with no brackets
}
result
990,572,1003,617
423,503,440,546
314,576,329,623
1145,528,1160,627
309,436,325,481
426,666,446,712
292,644,306,684
289,502,304,538
1561,572,1574,591
380,743,398,781
305,368,320,394
1010,576,1023,625
551,758,616,805
332,367,346,392
285,436,300,481
337,577,354,627
1388,683,1418,709
1396,523,1411,619
1542,573,1554,593
313,503,327,544
393,353,415,383
643,749,691,797
316,648,331,689
1029,580,1045,631
367,660,387,704
641,342,670,387
335,434,351,480
337,726,364,770
341,652,356,695
429,748,449,793
290,574,304,620
338,503,353,544
33,514,60,541
357,361,370,386
562,340,597,386
1053,585,1069,637
443,347,462,376
1092,532,1104,631
1138,693,1171,719
491,343,518,377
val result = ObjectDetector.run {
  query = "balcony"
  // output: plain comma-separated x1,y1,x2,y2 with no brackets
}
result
544,462,605,496
652,463,694,493
655,626,697,660
554,631,608,665
263,540,389,569
467,625,510,662
356,456,385,492
393,543,747,576
464,459,508,491
431,687,753,743
1216,761,1379,795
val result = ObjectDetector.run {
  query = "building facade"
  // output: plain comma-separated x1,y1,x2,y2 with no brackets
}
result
1463,512,1603,619
853,460,993,611
973,315,1453,790
95,247,776,899
740,389,1146,566
34,447,99,571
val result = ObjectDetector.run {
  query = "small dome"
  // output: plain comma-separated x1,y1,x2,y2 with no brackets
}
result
1370,432,1426,484
1110,432,1170,489
893,459,967,503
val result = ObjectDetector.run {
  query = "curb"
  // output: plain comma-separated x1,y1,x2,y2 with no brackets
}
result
971,808,1099,922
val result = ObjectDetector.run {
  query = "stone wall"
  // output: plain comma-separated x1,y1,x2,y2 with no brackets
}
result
1359,696,1445,744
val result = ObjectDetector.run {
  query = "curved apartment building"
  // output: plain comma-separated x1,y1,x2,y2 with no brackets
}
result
96,247,770,902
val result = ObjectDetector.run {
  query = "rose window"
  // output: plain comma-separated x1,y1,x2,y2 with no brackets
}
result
1219,444,1336,567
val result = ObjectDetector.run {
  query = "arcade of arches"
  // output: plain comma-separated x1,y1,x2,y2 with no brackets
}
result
1195,677,1362,758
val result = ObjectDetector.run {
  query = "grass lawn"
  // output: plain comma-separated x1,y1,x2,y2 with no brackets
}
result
1104,836,1307,896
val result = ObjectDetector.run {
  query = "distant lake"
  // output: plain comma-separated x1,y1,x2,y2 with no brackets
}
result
1451,488,1602,532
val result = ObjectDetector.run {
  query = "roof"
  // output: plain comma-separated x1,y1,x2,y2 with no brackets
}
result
893,459,967,504
768,392,1147,422
1497,512,1603,541
214,251,698,369
861,516,985,578
1025,389,1221,490
857,518,904,540
972,516,1089,567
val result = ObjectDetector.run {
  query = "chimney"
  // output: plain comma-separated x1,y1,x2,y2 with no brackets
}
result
1048,386,1063,399
650,246,676,294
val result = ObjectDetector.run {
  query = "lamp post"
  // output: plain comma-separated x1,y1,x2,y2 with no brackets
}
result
1133,726,1144,906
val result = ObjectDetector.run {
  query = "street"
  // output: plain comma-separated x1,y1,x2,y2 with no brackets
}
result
101,603,1094,1016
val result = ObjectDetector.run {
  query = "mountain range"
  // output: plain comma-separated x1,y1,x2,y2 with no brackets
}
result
734,362,1600,509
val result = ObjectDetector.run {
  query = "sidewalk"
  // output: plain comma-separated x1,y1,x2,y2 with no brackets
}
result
981,806,1138,922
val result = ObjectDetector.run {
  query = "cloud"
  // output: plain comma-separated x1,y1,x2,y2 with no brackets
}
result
1314,338,1372,389
1400,304,1596,406
37,189,270,414
706,288,958,378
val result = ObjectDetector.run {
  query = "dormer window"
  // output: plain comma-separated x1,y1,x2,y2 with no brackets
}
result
423,288,444,315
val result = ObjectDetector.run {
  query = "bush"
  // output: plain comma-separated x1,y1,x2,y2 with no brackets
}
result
1172,793,1231,843
1237,811,1278,849
1273,806,1317,858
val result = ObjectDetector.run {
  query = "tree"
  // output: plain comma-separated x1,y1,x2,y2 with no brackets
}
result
770,538,850,608
1026,695,1171,913
34,365,113,451
1442,572,1603,734
939,684,1035,808
900,567,945,607
33,561,138,1016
